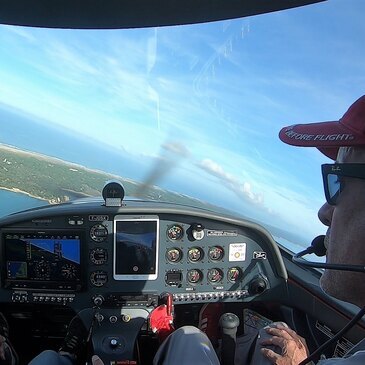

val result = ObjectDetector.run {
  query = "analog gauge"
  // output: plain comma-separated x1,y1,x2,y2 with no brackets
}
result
227,267,242,283
90,224,108,243
90,271,108,287
34,261,51,279
167,225,184,241
61,263,77,280
187,247,204,262
187,269,203,284
166,248,183,263
90,248,108,265
207,268,223,283
208,246,224,261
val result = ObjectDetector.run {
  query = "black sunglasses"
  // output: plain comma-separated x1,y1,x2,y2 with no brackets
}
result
322,163,365,205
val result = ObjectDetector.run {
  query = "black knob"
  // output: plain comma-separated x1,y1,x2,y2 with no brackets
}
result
248,278,267,295
93,295,104,307
110,338,119,349
192,223,204,231
190,223,205,240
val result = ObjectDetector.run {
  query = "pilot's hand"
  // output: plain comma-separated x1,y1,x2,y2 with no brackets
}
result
260,324,309,364
92,355,104,365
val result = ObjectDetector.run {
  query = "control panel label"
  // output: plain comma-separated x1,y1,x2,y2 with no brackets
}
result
89,215,109,221
229,243,246,261
207,230,238,237
253,251,267,260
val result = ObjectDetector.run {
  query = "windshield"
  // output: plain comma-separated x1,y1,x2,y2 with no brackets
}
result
0,0,362,254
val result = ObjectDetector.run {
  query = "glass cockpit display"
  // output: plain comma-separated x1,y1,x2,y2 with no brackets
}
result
113,217,159,280
3,231,82,290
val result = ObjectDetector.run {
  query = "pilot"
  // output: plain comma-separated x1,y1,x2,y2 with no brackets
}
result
259,96,365,364
3,96,365,365
153,95,365,365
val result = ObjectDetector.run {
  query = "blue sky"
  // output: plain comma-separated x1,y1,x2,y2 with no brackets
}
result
1,0,365,248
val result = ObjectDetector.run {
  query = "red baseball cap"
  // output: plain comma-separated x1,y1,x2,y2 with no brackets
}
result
279,95,365,160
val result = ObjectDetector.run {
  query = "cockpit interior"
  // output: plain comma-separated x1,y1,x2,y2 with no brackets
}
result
1,0,365,364
0,181,363,364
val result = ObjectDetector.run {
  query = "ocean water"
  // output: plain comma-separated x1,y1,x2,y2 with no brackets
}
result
0,106,235,206
0,107,208,197
0,189,47,218
0,106,207,217
0,106,146,181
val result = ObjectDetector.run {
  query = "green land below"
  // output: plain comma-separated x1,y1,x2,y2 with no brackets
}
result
0,144,210,210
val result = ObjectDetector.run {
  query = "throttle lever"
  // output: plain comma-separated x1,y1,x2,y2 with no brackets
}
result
219,313,240,365
160,292,174,317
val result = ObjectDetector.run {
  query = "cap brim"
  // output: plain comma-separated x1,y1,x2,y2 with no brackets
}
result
279,120,364,160
316,147,339,160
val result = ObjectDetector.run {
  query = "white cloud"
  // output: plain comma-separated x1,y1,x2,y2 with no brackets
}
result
197,158,265,206
162,141,190,158
199,159,235,183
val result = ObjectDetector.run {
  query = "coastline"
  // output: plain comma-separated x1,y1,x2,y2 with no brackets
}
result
0,186,49,202
0,143,113,203
0,142,215,211
0,143,136,184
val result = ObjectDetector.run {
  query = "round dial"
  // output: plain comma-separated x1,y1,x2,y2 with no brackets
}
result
90,224,108,243
61,263,77,280
187,269,203,284
187,247,204,262
227,267,242,282
208,246,224,261
34,261,51,279
207,268,223,283
90,271,108,287
167,225,184,241
102,181,125,200
90,248,108,265
166,248,183,263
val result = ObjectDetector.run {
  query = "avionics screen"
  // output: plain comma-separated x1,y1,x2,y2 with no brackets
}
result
114,217,159,280
3,231,82,290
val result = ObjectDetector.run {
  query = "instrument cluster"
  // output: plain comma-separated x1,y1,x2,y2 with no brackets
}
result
0,200,288,310
164,223,245,287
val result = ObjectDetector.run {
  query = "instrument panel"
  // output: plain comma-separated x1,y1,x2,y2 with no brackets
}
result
0,199,288,310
